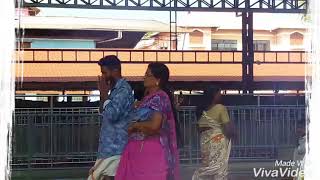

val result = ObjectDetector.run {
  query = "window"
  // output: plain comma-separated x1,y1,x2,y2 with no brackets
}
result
211,40,237,51
72,96,83,102
290,32,304,46
189,30,204,44
159,41,168,50
37,96,48,102
58,96,67,102
253,40,270,51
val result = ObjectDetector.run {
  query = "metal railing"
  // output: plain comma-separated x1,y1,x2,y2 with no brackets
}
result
22,0,307,13
178,106,305,165
12,105,305,168
16,49,307,64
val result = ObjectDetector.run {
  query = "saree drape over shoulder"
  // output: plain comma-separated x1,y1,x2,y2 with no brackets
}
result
115,90,180,180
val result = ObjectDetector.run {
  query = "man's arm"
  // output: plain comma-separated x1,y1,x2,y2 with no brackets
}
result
102,87,132,123
99,92,109,113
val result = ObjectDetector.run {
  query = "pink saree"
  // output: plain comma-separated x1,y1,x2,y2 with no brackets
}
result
115,90,180,180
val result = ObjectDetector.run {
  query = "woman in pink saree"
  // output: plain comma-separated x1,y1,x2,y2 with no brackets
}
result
115,62,180,180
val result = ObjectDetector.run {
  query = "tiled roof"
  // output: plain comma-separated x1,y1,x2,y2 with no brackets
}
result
16,16,184,32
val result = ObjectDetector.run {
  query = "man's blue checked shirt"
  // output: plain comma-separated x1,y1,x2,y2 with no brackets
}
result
97,78,134,159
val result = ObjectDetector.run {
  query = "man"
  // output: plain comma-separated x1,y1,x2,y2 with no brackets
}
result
88,55,134,180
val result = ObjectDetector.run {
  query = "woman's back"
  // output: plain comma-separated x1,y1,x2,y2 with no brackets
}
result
198,104,230,129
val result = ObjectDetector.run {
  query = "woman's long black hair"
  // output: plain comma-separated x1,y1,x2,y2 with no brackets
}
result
148,62,182,146
196,85,221,118
133,82,145,101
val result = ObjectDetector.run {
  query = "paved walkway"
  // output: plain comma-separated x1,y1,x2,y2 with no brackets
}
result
13,161,287,180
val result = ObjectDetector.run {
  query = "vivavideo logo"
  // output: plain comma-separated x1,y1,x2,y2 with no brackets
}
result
253,160,304,178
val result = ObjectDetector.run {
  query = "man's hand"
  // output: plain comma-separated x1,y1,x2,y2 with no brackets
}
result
98,76,111,95
98,76,111,113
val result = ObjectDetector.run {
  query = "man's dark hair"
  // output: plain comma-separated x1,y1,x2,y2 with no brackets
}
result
98,55,121,71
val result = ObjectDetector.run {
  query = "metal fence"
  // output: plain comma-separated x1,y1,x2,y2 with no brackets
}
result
178,106,305,165
12,106,305,168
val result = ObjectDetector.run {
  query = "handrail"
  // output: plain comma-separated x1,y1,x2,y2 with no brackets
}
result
16,49,307,64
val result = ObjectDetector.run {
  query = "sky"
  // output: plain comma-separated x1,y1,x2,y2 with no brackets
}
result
36,8,307,29
38,8,171,22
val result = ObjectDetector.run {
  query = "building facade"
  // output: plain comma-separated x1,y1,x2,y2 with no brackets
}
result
137,28,306,51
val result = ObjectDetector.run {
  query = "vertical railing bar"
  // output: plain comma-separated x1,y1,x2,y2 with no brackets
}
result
33,50,35,62
75,50,78,62
47,50,49,62
143,51,145,62
61,50,64,62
